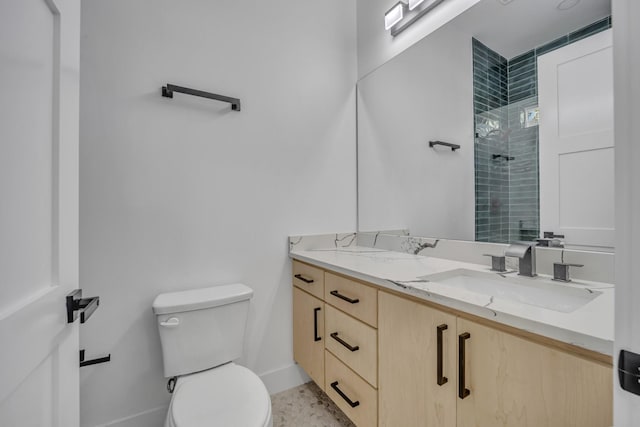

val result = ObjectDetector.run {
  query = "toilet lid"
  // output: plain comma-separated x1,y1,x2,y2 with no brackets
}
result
170,363,271,427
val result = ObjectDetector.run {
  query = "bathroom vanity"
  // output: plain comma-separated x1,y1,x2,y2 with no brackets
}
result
290,0,616,425
290,246,613,427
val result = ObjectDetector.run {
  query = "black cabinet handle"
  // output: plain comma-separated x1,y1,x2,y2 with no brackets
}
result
458,332,471,399
295,274,314,284
313,307,322,342
330,381,360,408
330,332,360,352
437,324,448,386
330,290,360,304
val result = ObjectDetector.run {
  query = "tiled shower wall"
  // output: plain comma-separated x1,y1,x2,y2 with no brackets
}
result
473,16,612,243
473,39,509,243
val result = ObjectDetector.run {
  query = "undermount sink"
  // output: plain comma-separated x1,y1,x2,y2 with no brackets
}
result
420,269,601,313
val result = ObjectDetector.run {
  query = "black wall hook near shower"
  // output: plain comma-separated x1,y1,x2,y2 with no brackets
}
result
492,154,515,161
162,84,241,111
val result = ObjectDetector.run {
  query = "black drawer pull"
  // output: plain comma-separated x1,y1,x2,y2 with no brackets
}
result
437,324,448,386
330,332,359,352
313,307,322,342
330,381,360,408
459,332,471,399
294,274,314,284
330,290,360,304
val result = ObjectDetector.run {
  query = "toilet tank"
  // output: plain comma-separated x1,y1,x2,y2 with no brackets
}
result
152,283,253,378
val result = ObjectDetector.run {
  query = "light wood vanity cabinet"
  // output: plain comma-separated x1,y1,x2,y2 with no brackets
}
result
292,260,613,427
292,287,325,389
378,291,612,427
378,291,457,427
456,318,613,427
292,261,378,427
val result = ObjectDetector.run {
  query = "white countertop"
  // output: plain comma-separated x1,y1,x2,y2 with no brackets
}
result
290,246,614,357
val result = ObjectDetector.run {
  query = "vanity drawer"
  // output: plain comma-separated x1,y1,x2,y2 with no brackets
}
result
325,272,377,327
325,305,377,387
292,260,324,299
325,351,377,427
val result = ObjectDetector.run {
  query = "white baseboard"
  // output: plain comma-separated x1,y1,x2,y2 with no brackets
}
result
259,363,310,395
93,405,167,427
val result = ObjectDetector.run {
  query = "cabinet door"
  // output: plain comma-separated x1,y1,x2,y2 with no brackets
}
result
456,318,612,427
293,287,325,389
378,292,457,427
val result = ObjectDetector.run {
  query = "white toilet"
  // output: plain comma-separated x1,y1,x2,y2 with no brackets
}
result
153,283,272,427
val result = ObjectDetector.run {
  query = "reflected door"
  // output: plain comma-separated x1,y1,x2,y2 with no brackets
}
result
538,30,614,250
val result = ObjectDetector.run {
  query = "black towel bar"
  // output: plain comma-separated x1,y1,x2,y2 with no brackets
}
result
162,84,241,111
429,140,460,151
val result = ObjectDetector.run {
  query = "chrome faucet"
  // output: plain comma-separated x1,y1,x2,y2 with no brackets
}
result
505,242,537,277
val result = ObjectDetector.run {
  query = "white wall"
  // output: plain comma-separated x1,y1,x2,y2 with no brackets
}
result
79,0,356,425
357,23,475,240
613,0,640,422
357,0,481,78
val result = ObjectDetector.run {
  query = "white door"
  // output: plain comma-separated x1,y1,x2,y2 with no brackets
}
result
613,0,640,423
0,0,80,425
538,29,614,251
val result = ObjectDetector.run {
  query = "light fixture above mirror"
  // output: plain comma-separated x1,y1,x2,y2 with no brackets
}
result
384,2,405,30
384,0,446,36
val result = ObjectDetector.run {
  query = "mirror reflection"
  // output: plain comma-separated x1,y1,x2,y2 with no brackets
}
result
357,0,613,252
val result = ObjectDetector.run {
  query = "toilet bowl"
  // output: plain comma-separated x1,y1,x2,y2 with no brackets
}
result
166,363,272,427
153,284,272,427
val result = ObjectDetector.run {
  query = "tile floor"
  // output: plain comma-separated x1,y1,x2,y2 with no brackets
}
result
271,382,355,427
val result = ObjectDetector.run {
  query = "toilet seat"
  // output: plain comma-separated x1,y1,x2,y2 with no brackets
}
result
167,363,272,427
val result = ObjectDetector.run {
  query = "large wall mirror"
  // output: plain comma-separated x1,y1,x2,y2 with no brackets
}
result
357,0,613,252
